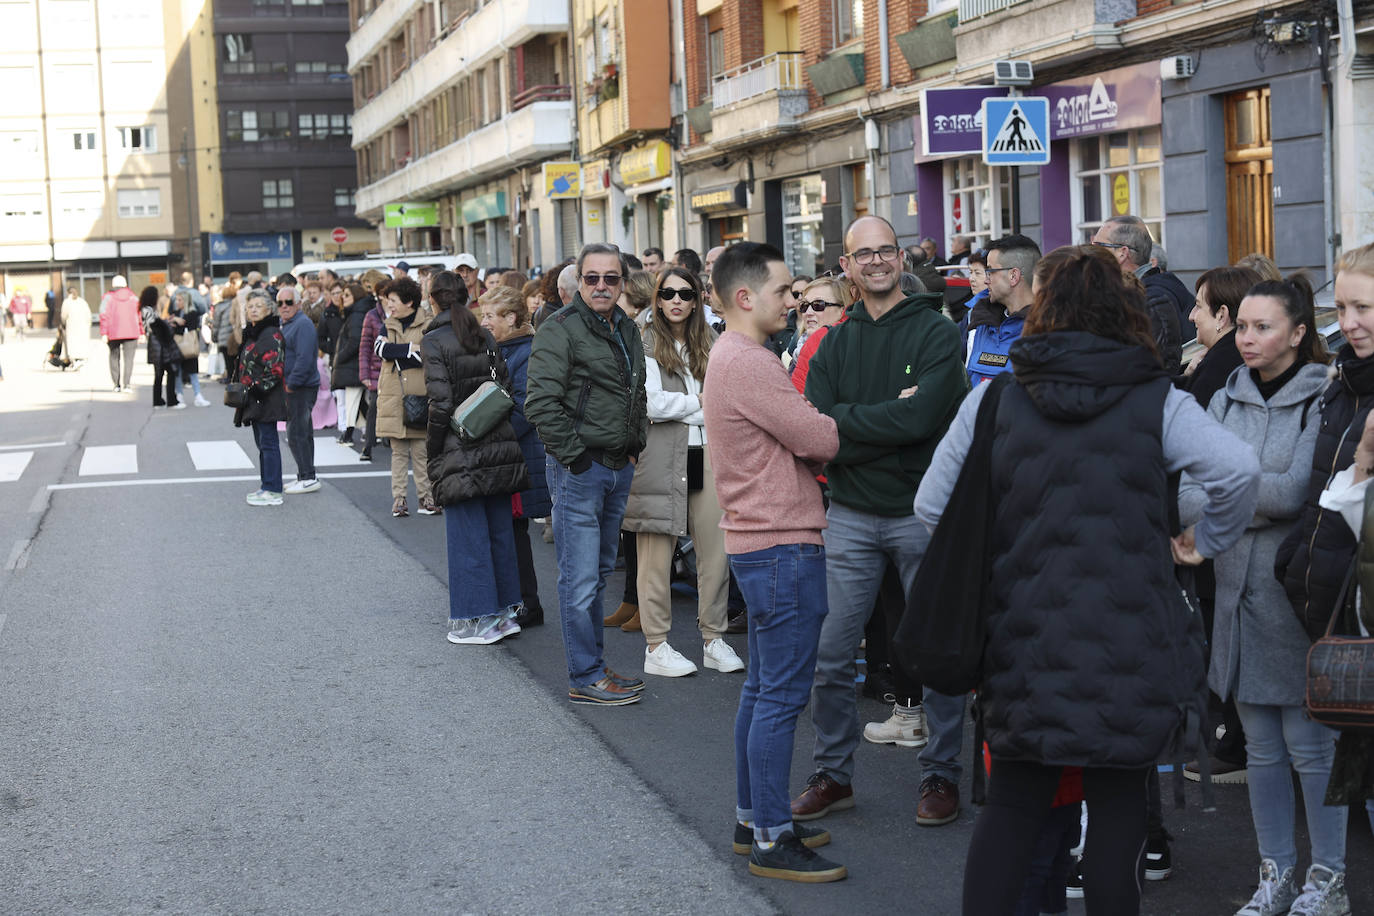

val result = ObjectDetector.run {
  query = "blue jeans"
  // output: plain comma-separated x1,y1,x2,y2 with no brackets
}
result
252,421,282,492
732,543,829,840
444,493,522,621
546,457,634,687
813,503,962,785
1235,702,1346,873
285,385,318,480
181,358,202,398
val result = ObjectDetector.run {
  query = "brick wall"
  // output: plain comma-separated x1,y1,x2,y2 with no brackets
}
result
799,0,834,109
1133,0,1169,17
880,0,927,88
722,0,765,70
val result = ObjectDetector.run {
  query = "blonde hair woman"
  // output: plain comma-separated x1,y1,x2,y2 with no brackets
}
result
789,276,854,392
621,266,743,677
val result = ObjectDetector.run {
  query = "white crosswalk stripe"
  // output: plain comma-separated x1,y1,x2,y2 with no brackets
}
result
0,452,33,482
186,440,254,470
312,437,364,466
78,445,138,476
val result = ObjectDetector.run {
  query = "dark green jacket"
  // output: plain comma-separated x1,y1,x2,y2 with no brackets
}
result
526,293,648,470
805,292,968,516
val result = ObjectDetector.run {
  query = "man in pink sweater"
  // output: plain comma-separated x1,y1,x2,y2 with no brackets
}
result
703,242,845,884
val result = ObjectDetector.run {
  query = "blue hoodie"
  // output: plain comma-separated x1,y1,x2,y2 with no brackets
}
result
280,308,319,388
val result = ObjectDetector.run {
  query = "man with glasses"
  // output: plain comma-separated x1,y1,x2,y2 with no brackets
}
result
961,234,1040,386
1091,215,1185,374
527,243,649,707
795,215,970,827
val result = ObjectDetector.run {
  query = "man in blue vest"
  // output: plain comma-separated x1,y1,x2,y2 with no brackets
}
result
962,234,1039,386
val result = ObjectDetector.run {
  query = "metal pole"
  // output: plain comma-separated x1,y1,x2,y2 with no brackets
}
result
182,130,195,275
1011,165,1021,235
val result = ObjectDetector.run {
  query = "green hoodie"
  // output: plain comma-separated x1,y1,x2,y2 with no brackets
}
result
804,292,969,516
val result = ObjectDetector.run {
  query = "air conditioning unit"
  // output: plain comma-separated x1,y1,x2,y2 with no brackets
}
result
1160,56,1196,80
992,59,1034,86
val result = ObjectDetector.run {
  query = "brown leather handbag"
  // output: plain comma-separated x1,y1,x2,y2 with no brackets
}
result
1306,559,1374,730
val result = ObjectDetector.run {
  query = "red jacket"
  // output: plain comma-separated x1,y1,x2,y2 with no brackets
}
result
790,316,847,396
99,288,143,341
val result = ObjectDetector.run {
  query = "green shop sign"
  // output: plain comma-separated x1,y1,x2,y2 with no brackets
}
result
461,191,507,225
383,201,440,228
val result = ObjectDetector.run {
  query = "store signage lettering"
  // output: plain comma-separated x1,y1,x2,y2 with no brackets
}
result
1042,62,1161,141
690,182,747,213
582,160,608,196
620,141,671,185
919,87,1010,157
1113,174,1131,215
209,232,294,260
384,202,440,228
543,162,581,199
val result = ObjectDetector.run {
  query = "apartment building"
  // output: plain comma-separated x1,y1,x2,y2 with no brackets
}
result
683,0,1346,286
0,0,197,310
347,0,576,271
208,0,373,280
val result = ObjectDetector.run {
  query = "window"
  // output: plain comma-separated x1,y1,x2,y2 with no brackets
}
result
833,0,863,45
0,131,39,155
262,179,293,209
945,157,1009,252
293,0,324,5
226,110,289,142
333,187,354,207
298,113,351,139
72,129,97,150
1072,128,1163,245
294,60,345,73
708,29,724,79
116,188,160,218
0,195,44,218
59,190,103,217
118,126,156,152
781,175,825,279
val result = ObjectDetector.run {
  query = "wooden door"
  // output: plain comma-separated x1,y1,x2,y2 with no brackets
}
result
1225,88,1273,263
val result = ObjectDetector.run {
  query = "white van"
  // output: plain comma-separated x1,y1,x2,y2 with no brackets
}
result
291,253,460,279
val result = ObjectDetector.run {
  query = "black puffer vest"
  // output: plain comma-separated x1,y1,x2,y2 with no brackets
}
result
1277,347,1374,639
981,331,1206,768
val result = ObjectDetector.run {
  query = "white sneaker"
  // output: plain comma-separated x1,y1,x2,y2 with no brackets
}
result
1236,859,1299,916
1288,864,1349,916
193,395,211,407
863,704,928,747
702,637,744,672
246,489,283,506
284,478,322,494
171,401,187,410
644,641,698,677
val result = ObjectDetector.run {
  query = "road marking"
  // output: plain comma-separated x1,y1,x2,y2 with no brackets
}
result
48,470,396,491
0,452,33,482
186,440,254,470
313,437,364,466
78,445,138,476
0,441,64,452
5,539,31,570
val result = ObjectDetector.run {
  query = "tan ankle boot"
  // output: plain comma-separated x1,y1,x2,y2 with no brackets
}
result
603,602,637,627
619,610,641,632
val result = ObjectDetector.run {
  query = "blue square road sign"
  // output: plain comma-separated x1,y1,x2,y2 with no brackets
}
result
982,97,1051,166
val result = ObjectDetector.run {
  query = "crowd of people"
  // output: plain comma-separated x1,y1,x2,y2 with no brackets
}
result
52,219,1374,912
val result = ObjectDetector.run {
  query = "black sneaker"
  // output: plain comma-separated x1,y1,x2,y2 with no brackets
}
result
1065,855,1084,899
1144,831,1172,881
748,831,847,883
733,821,830,855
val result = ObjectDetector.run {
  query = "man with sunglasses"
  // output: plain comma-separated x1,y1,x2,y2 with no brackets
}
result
961,234,1040,387
527,243,649,707
795,215,970,829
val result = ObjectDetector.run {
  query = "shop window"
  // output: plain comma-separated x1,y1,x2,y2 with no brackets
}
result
851,163,870,221
944,157,1008,252
782,175,825,279
1072,128,1163,246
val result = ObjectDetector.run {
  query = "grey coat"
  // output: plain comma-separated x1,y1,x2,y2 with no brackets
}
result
1179,362,1328,705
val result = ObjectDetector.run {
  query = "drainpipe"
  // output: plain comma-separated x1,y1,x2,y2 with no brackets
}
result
878,0,891,90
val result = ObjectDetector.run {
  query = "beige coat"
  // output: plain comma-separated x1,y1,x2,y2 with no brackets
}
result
376,306,434,440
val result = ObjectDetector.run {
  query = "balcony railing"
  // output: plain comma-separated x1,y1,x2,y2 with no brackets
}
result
511,83,571,111
712,52,804,109
958,0,1032,22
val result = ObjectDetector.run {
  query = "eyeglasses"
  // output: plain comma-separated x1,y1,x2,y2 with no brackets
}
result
845,245,901,265
580,273,622,287
1093,241,1128,251
983,267,1017,275
787,288,802,298
798,299,839,313
657,287,698,302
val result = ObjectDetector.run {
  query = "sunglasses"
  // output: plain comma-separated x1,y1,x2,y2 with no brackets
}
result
657,287,698,302
799,300,839,312
580,273,622,287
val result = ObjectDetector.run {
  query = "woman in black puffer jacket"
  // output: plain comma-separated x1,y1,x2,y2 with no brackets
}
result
331,283,368,446
423,271,529,646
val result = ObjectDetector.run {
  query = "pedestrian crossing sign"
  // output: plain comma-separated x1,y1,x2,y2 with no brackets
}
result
981,97,1051,166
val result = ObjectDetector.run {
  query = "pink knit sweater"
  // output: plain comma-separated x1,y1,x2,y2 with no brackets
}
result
703,330,839,554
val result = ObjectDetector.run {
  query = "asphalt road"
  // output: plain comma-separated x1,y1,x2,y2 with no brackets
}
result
1,329,1371,914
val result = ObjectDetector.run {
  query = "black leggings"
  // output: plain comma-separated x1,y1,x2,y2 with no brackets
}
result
963,759,1149,916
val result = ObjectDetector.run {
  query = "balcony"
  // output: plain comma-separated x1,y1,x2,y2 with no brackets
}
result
512,83,571,111
953,0,1131,70
354,100,572,218
709,52,808,149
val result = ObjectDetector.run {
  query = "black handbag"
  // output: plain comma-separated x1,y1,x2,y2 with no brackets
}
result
223,381,247,408
402,394,428,429
1306,559,1374,730
892,373,1011,696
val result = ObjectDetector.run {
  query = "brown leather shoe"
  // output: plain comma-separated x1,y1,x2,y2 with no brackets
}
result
916,775,960,826
603,602,637,627
790,772,855,822
619,609,641,632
